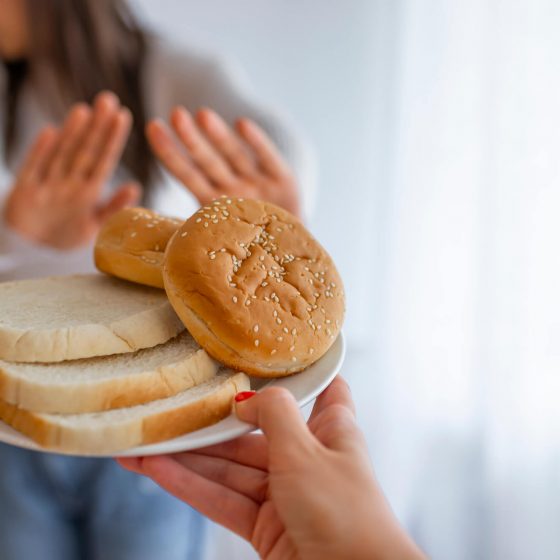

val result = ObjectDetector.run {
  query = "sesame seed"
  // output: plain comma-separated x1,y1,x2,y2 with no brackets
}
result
181,232,188,237
277,336,283,342
310,348,315,354
291,328,297,335
276,318,282,325
212,219,219,224
196,218,202,223
232,296,238,303
204,222,209,228
283,327,289,333
273,310,278,317
271,349,277,355
130,232,137,238
210,255,216,260
204,214,210,218
289,345,295,352
245,300,251,306
254,339,260,347
254,325,259,333
147,224,154,228
261,281,268,287
292,357,297,362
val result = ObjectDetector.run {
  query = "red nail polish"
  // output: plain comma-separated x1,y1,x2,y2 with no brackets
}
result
235,391,256,403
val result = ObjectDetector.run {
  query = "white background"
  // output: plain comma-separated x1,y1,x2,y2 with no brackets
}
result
131,2,560,559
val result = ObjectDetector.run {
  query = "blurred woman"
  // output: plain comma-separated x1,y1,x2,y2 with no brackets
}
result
0,1,313,558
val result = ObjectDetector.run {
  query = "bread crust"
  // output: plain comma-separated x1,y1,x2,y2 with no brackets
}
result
0,332,218,413
0,275,184,362
0,372,250,454
163,197,345,377
95,207,182,288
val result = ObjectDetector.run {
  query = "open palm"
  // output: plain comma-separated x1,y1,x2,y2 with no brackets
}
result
147,107,301,217
4,92,139,249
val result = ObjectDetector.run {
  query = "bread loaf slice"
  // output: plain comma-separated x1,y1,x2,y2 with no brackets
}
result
0,371,250,454
0,274,184,363
0,331,217,414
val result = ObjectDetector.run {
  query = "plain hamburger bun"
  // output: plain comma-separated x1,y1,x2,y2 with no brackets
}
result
163,197,345,377
95,207,182,288
0,274,184,363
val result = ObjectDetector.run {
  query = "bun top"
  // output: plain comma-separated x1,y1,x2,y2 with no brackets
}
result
163,197,345,374
96,207,182,265
95,207,182,287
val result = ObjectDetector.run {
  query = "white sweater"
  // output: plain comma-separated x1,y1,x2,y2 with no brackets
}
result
0,39,316,281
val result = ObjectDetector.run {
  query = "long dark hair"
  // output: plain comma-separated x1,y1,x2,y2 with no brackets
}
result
2,0,156,198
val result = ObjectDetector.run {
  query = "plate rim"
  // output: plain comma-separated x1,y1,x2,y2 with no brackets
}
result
0,332,346,458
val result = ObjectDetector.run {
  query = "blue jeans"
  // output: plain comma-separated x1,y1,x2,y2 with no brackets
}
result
0,443,206,560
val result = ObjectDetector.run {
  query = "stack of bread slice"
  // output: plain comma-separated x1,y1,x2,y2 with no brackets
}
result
0,274,249,454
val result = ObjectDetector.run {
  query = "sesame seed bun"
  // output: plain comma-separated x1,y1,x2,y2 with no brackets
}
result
95,208,182,289
163,197,345,377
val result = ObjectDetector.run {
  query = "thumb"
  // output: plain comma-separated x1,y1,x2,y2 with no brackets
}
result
96,181,142,224
234,387,313,455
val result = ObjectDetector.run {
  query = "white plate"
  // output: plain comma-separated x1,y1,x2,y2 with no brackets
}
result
0,333,345,457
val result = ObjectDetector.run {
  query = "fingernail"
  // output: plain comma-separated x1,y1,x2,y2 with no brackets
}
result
235,391,256,403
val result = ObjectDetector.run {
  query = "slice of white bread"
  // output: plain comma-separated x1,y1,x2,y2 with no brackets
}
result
0,332,218,414
0,371,250,454
0,274,184,363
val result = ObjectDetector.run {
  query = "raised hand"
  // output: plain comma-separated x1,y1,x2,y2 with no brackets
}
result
146,107,301,217
4,92,140,249
118,377,426,560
